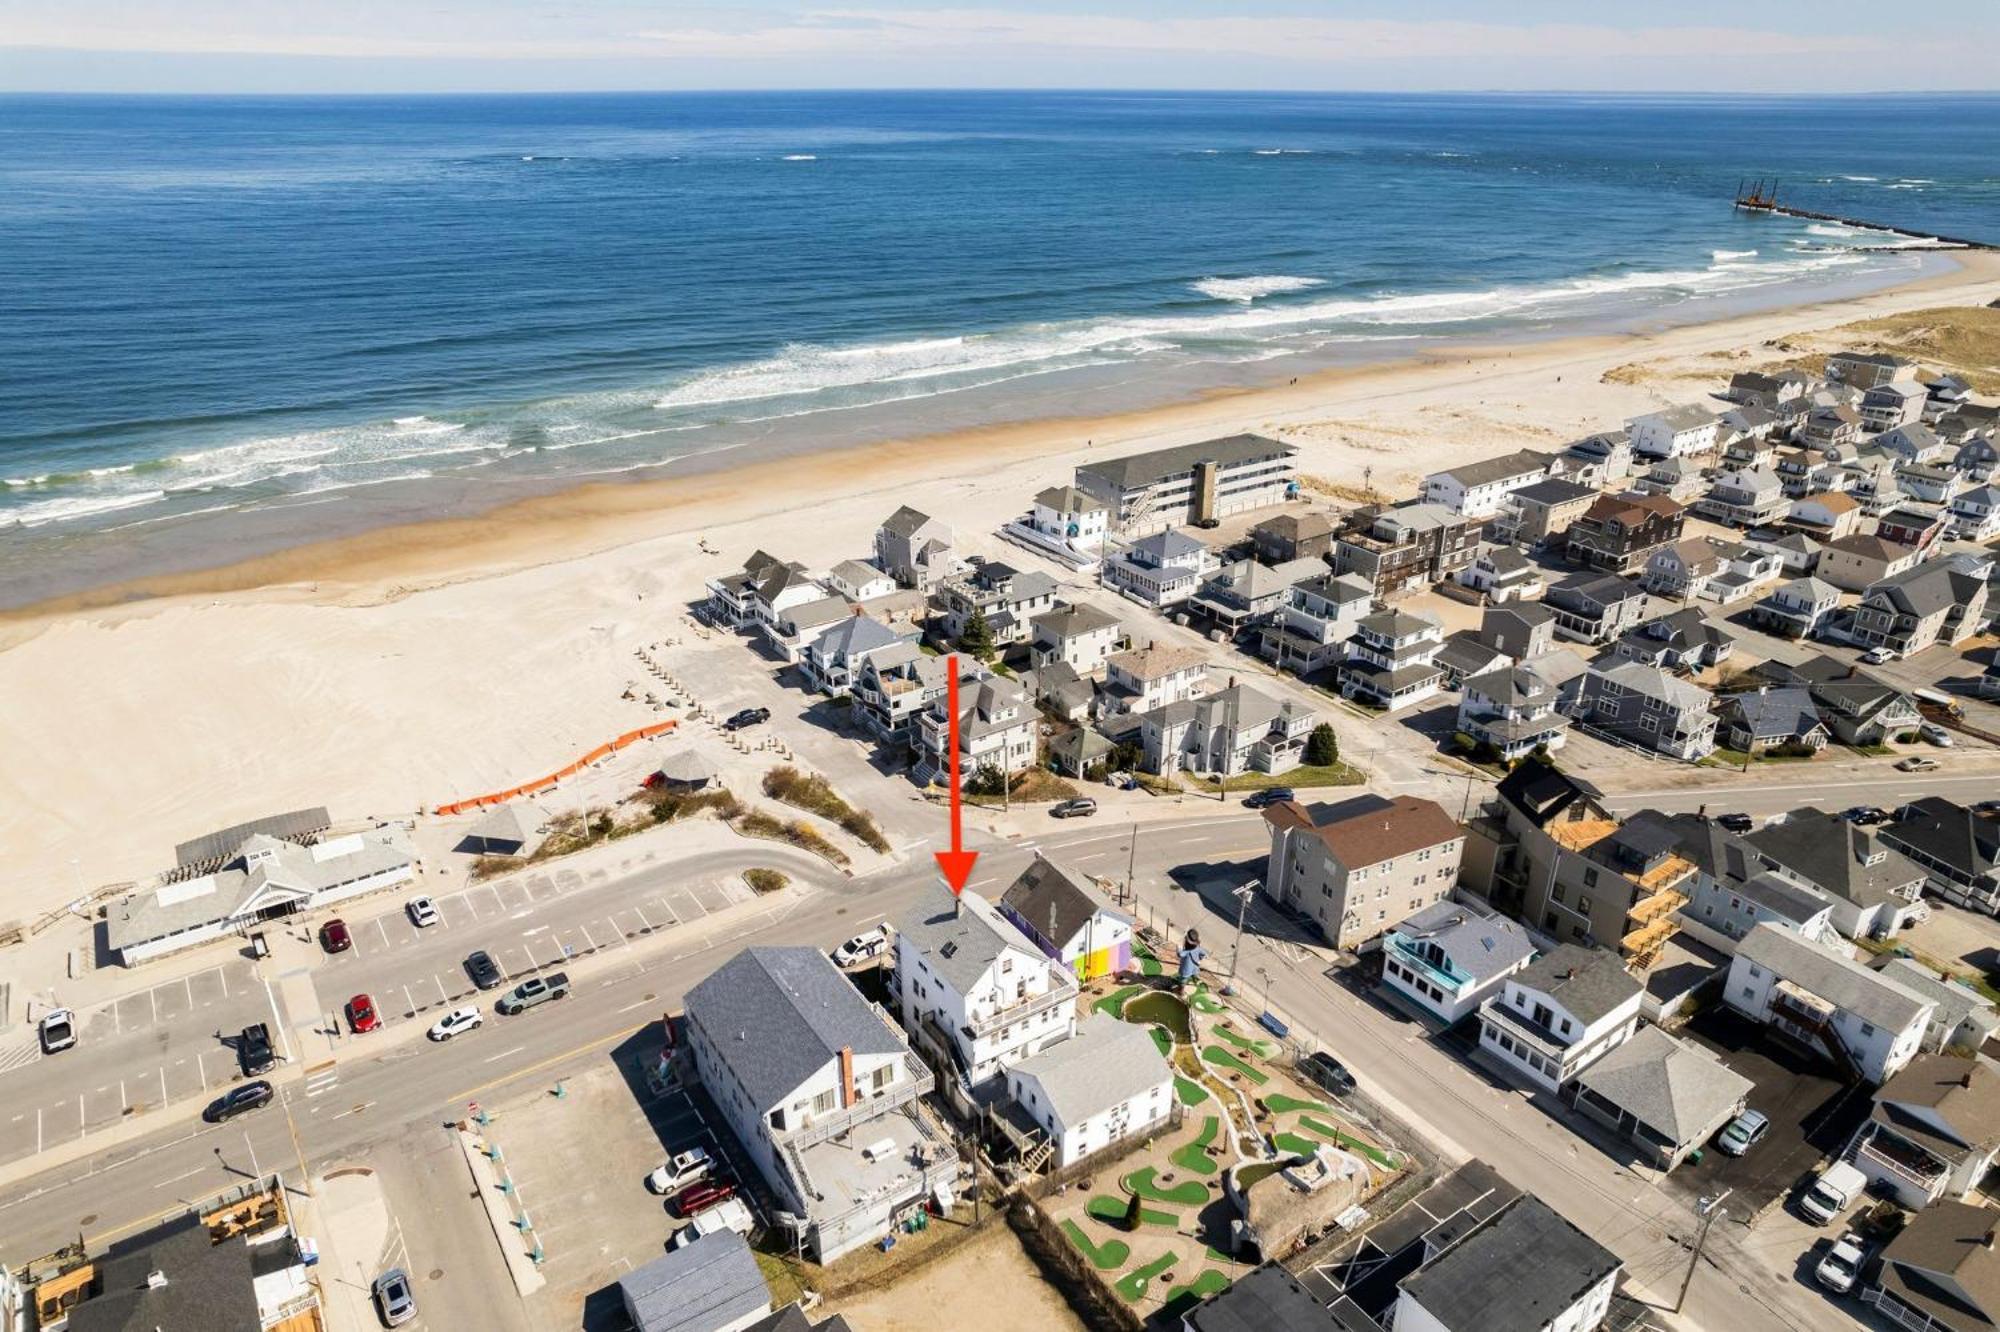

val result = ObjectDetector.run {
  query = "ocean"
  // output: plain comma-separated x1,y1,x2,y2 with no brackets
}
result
2,91,1996,603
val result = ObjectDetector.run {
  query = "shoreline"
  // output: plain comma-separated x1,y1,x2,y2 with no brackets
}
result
6,248,1998,634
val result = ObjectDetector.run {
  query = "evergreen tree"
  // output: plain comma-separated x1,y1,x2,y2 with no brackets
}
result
956,606,996,661
1304,722,1339,767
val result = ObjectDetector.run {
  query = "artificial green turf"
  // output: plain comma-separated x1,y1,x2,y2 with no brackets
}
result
1174,1076,1210,1106
1115,1250,1181,1302
1163,1268,1232,1317
1301,1115,1401,1168
1201,1046,1269,1085
1061,1219,1130,1271
1127,1166,1210,1206
1263,1093,1333,1116
1086,1195,1177,1229
1211,1023,1278,1058
1170,1116,1220,1176
1187,986,1226,1014
1274,1132,1321,1159
1093,984,1142,1018
1150,1026,1172,1056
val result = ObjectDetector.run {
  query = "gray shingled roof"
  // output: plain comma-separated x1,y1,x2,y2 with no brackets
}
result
1387,901,1533,986
879,504,936,538
684,947,905,1114
1077,433,1293,490
1735,924,1934,1031
1009,1015,1170,1125
1397,1194,1621,1332
617,1231,770,1332
1512,944,1641,1025
895,884,1044,996
1747,810,1928,911
1431,449,1552,490
1574,1024,1752,1145
1000,856,1125,952
1722,686,1825,743
1032,603,1122,640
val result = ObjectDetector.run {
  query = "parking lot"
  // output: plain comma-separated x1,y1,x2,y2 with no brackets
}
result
1667,1008,1873,1221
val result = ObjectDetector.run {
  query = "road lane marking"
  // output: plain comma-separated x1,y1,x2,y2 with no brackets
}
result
483,1046,527,1064
377,917,391,950
332,1101,374,1120
153,1166,206,1189
615,999,653,1014
218,967,229,998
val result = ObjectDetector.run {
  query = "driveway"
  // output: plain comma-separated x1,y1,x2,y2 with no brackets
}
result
1668,1008,1873,1222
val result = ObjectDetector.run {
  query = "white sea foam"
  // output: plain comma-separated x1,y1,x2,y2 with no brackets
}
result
1711,249,1758,262
9,489,169,528
1192,275,1326,303
781,154,818,162
1840,175,1879,182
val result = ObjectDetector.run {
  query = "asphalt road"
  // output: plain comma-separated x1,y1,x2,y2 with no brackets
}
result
1597,767,2000,822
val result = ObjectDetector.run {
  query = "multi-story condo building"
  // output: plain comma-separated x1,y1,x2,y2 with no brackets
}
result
894,884,1079,1092
1261,793,1464,949
1725,923,1932,1083
1544,571,1646,645
682,946,962,1262
1188,557,1325,633
1827,350,1917,389
1100,528,1216,608
1456,663,1570,762
1563,491,1685,575
851,642,952,742
1695,465,1786,528
1100,643,1208,715
1851,562,1990,657
1336,608,1445,710
1420,448,1554,518
1880,797,2000,915
1573,661,1718,761
1332,502,1476,598
800,614,911,697
1255,571,1374,677
874,505,957,591
933,561,1059,645
1641,536,1726,600
1475,943,1643,1091
1491,476,1598,547
1248,510,1337,563
1138,682,1316,778
1861,381,1930,433
1072,434,1296,534
1028,602,1123,673
1627,404,1718,459
912,674,1035,785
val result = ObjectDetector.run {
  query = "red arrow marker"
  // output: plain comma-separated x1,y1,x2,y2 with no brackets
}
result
934,652,979,895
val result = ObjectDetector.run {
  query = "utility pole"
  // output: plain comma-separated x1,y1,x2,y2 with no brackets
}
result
1123,823,1138,908
1227,881,1259,979
1676,1189,1730,1314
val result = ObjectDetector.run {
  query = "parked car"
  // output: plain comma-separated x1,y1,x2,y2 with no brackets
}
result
203,1080,275,1123
427,1006,483,1042
1815,1232,1867,1295
1049,797,1098,819
830,925,892,969
407,896,440,928
373,1267,418,1326
1244,787,1296,809
464,950,503,989
647,1146,714,1195
496,972,570,1015
347,994,381,1034
1919,722,1955,747
722,707,771,732
239,1022,276,1076
1717,1108,1770,1156
1799,1162,1868,1226
1300,1051,1356,1097
319,919,353,954
1975,800,2000,817
1717,812,1754,833
673,1179,738,1218
670,1197,755,1250
1895,756,1940,773
1860,646,1897,666
1842,806,1888,826
37,1008,76,1054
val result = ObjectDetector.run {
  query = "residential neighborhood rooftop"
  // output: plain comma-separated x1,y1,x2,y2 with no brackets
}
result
1397,1193,1620,1332
1264,794,1462,871
1733,924,1934,1032
1511,944,1641,1025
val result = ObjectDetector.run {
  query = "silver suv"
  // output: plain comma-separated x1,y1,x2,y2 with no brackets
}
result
496,972,570,1015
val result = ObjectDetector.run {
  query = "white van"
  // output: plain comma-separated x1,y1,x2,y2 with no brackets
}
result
669,1197,754,1250
1799,1161,1867,1225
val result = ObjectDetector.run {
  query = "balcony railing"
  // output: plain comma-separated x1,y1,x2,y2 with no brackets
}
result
1479,997,1570,1060
1626,886,1687,929
1857,1127,1947,1187
1773,979,1837,1029
964,977,1079,1038
1387,934,1471,990
781,1054,936,1151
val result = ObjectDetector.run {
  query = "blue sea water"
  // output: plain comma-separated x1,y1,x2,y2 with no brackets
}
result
1,91,1996,594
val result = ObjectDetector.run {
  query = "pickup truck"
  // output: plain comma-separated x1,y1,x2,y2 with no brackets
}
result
670,1197,754,1249
239,1022,276,1076
496,972,571,1015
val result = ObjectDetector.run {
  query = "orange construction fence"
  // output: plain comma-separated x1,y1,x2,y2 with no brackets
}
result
434,720,677,816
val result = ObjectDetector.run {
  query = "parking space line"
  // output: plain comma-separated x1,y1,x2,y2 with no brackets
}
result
218,966,229,997
633,905,654,932
435,976,449,1005
377,918,392,950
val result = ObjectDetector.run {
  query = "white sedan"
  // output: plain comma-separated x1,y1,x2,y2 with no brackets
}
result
407,896,441,928
427,1006,483,1041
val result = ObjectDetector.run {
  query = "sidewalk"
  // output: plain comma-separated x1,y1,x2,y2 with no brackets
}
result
456,1125,546,1298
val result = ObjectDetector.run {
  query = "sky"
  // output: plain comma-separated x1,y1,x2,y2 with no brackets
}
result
4,1,1999,95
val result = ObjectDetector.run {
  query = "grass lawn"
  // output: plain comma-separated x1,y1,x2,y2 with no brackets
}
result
1115,1250,1182,1302
1174,1076,1211,1106
1301,1116,1401,1168
1170,1117,1221,1176
1202,1046,1270,1085
1087,1195,1178,1229
1211,1023,1279,1058
1262,1093,1333,1116
1093,984,1142,1018
1163,1269,1231,1318
1061,1219,1130,1271
1181,762,1364,793
1704,746,1818,768
1127,1166,1210,1207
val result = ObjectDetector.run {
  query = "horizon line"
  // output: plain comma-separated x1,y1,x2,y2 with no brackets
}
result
4,85,2000,99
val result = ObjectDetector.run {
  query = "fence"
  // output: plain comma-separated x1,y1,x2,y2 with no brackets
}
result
1007,1196,1145,1332
433,720,678,815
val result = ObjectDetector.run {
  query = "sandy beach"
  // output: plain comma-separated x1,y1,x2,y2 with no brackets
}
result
4,250,1998,913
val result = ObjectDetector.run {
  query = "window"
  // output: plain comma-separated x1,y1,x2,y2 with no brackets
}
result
1553,884,1566,905
1577,895,1593,915
1741,985,1755,1000
1859,1021,1875,1037
1583,868,1599,889
812,1088,837,1114
872,1065,893,1093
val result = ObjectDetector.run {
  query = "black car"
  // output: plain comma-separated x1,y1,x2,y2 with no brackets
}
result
204,1080,275,1123
1973,800,2000,818
1842,805,1888,825
723,707,772,732
1244,787,1296,809
1300,1051,1356,1097
465,950,504,990
1716,812,1754,833
238,1022,276,1076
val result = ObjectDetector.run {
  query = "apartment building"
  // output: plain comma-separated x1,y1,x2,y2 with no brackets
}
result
874,506,957,590
1627,404,1719,459
1337,609,1446,711
1378,899,1534,1025
1421,448,1555,518
1725,923,1933,1084
1332,502,1476,598
1073,434,1297,533
1255,571,1374,677
1475,943,1643,1091
1261,794,1465,950
1139,682,1316,778
1563,491,1686,575
1100,528,1216,608
1573,661,1719,761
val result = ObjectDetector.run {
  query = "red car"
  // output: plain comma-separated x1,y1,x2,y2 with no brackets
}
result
673,1180,736,1218
347,994,380,1034
319,919,352,954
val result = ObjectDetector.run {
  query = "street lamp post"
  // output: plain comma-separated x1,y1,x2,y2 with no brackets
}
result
1227,881,1259,980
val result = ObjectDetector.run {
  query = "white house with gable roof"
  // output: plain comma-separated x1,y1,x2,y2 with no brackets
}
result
1724,923,1934,1084
1005,1015,1173,1169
